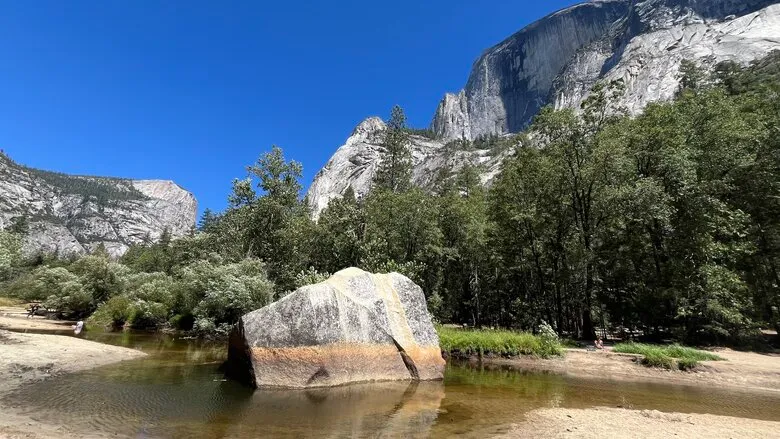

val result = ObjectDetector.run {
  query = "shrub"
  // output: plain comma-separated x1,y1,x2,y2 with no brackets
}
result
181,259,274,331
70,255,128,303
128,300,169,328
293,267,330,289
89,295,133,328
43,280,92,318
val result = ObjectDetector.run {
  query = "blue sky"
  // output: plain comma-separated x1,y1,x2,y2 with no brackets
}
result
0,0,577,217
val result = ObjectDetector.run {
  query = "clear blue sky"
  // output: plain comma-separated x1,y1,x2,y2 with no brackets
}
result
0,0,577,217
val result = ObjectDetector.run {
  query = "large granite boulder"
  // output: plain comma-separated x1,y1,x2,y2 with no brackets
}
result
226,267,445,388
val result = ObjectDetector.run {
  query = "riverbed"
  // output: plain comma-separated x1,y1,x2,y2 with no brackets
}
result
2,329,780,438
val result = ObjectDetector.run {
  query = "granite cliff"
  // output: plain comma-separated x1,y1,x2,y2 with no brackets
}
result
0,153,197,258
309,0,780,216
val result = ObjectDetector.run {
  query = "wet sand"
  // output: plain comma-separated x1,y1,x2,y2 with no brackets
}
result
481,346,780,393
0,306,77,332
0,329,146,438
500,407,780,439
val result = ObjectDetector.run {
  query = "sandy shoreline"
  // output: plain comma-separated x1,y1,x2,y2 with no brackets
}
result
472,346,780,393
0,329,146,438
499,407,780,438
0,306,78,333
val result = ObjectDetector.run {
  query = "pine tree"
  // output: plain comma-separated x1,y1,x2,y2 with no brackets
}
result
374,105,412,193
199,208,219,232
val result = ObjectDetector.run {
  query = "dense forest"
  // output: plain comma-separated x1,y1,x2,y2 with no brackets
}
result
2,52,779,345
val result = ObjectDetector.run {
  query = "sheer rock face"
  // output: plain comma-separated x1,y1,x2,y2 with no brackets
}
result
226,268,445,389
0,154,197,258
309,0,780,216
433,0,780,141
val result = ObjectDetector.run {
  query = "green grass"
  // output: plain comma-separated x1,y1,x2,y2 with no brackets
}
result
613,342,723,370
0,296,22,307
437,326,563,358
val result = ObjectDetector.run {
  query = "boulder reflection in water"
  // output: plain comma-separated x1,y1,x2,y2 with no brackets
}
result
198,381,445,438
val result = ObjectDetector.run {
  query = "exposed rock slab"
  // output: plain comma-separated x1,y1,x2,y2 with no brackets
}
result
227,267,445,388
306,118,511,217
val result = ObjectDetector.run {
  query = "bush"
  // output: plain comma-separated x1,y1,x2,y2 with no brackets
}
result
89,295,133,328
128,300,169,328
437,326,562,358
70,255,128,303
293,267,330,289
43,279,92,318
182,258,274,332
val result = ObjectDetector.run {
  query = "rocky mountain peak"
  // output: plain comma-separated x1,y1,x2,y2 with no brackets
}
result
350,117,386,138
431,0,780,141
0,153,197,258
309,0,780,216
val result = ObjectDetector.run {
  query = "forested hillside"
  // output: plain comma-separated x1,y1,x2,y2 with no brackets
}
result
2,52,779,344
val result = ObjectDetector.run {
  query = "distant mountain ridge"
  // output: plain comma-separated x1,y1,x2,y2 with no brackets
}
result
0,153,197,257
308,0,780,216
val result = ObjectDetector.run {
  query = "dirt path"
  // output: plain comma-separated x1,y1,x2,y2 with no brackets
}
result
0,329,146,438
499,407,780,439
482,347,780,393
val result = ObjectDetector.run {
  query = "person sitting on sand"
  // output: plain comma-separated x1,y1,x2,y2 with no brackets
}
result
595,336,604,350
26,304,40,319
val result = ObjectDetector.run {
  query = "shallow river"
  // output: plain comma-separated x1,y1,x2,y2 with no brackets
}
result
4,330,780,438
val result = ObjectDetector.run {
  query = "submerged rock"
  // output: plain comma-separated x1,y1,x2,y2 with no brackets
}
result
226,267,445,388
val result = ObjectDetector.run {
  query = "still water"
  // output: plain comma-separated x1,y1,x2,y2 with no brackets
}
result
4,330,780,438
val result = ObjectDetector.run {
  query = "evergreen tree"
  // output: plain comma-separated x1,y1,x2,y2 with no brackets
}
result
374,105,412,193
198,208,219,232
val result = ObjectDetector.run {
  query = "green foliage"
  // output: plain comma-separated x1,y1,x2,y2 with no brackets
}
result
293,267,331,289
374,105,413,193
89,295,133,328
0,230,22,281
437,326,562,358
614,342,723,370
190,259,275,332
43,279,92,318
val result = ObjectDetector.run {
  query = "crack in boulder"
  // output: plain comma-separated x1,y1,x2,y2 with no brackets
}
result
391,338,419,380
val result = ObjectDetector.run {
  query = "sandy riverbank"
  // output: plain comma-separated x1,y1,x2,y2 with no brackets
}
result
0,329,146,438
500,407,780,438
0,306,78,332
477,346,780,393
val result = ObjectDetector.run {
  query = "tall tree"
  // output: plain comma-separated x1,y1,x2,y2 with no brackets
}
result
374,105,412,193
